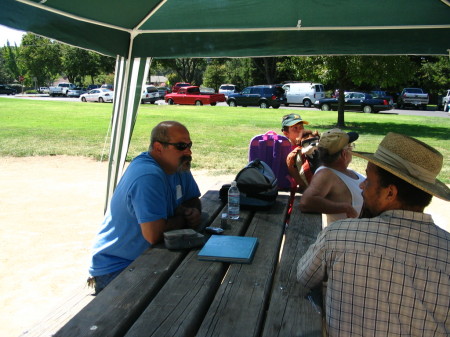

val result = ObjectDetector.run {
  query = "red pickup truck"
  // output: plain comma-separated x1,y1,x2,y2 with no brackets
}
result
165,86,226,106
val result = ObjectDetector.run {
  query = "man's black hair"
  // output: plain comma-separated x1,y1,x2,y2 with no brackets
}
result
374,165,433,208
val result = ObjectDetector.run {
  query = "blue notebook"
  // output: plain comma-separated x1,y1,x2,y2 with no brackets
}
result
198,235,259,264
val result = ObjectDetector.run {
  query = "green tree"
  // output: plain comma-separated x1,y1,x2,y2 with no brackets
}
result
252,57,281,84
318,56,353,127
61,45,92,85
202,60,225,92
95,73,115,86
277,57,320,83
2,42,22,83
313,56,415,127
97,55,115,80
158,58,206,85
60,45,114,86
0,50,9,83
351,56,415,91
418,56,450,96
222,58,255,89
19,33,61,87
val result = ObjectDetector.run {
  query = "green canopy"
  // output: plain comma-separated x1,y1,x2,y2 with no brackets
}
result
2,0,449,208
2,0,450,57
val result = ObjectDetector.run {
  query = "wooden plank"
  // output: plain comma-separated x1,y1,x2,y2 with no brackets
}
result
54,190,224,337
123,206,255,337
261,197,323,337
196,195,289,337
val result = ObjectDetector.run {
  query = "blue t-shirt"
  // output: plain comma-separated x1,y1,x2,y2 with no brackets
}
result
89,152,200,276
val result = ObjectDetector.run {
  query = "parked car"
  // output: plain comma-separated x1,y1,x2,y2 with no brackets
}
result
156,86,171,99
313,91,393,113
49,82,76,96
200,87,215,94
165,86,225,106
87,84,101,90
282,82,325,107
397,88,429,110
218,84,239,97
171,82,191,93
101,83,114,91
0,85,16,95
226,85,286,109
370,90,394,105
67,87,87,98
80,88,114,103
141,85,160,104
442,89,450,112
39,87,49,94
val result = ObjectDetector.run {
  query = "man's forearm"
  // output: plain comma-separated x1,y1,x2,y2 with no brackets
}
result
174,197,202,228
297,239,326,288
166,214,189,231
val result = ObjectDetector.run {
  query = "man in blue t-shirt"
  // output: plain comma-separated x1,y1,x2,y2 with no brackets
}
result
88,121,201,294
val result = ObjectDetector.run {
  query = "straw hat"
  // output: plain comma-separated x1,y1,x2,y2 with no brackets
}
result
353,132,450,201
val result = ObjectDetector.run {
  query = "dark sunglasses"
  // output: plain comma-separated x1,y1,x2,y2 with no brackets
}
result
159,141,192,151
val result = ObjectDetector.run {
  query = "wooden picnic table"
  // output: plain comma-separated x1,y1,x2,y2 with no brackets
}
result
54,190,323,337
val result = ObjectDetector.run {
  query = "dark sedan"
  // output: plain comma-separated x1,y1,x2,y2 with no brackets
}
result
0,84,16,95
314,92,393,113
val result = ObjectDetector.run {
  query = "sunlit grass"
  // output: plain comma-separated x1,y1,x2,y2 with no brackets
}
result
1,98,449,182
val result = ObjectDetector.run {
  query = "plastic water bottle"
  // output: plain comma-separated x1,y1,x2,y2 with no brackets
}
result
228,181,240,220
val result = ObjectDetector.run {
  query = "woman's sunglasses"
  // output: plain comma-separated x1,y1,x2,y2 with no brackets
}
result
159,141,193,151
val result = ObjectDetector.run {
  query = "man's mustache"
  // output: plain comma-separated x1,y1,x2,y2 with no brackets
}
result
178,155,192,171
181,155,192,163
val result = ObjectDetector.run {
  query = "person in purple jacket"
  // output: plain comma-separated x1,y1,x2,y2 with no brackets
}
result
88,121,201,294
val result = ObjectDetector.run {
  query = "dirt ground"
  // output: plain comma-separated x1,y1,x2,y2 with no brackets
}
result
0,156,448,337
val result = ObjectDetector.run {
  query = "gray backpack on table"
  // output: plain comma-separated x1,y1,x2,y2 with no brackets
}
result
220,159,278,210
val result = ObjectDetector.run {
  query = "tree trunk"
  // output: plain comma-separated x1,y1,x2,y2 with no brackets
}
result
337,83,346,128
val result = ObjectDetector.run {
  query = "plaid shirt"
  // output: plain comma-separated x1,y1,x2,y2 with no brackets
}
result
297,210,450,336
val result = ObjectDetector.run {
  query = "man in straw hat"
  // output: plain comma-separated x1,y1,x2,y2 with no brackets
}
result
297,132,450,336
299,128,365,227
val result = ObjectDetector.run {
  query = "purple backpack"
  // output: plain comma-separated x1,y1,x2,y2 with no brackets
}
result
248,130,292,190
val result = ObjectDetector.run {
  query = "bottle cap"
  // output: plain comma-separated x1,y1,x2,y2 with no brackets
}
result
231,181,237,187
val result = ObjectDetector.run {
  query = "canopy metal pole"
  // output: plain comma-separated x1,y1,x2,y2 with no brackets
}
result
104,55,152,212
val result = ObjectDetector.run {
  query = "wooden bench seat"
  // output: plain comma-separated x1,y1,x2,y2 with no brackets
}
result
262,197,323,337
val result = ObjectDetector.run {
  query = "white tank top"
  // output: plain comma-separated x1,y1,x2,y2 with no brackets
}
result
315,166,365,227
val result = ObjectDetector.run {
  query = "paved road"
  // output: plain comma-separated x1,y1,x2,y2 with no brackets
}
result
275,103,449,118
3,94,449,118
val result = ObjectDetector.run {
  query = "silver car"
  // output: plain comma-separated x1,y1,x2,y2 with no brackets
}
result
141,85,159,104
219,84,239,98
67,87,87,98
80,88,114,103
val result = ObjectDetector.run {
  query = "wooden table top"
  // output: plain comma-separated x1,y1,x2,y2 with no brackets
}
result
54,190,323,337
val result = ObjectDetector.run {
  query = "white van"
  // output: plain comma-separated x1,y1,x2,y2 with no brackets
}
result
282,82,325,107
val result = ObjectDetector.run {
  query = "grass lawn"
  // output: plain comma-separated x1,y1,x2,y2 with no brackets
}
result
1,98,449,183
